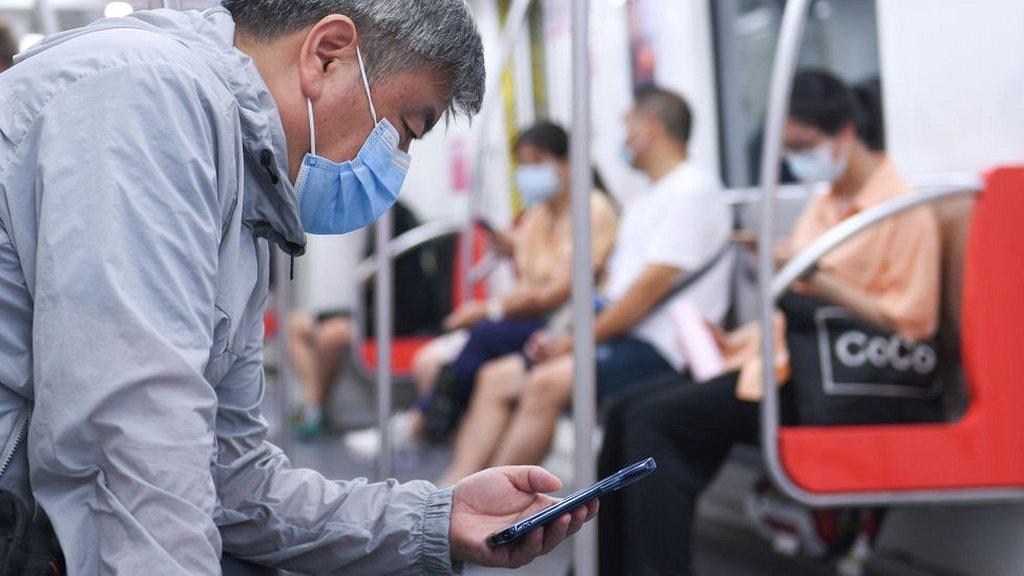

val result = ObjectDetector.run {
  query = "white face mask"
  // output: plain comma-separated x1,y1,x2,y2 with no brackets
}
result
516,164,561,207
784,139,849,183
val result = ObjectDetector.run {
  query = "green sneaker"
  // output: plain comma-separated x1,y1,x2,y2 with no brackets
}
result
295,416,326,440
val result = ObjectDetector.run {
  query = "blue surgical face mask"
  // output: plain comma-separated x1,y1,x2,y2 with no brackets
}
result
784,139,848,183
516,164,561,207
620,145,637,168
295,47,411,235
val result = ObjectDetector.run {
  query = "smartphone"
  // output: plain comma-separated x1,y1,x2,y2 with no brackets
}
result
486,457,657,548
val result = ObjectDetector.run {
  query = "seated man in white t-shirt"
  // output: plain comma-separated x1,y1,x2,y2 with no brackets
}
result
440,87,732,484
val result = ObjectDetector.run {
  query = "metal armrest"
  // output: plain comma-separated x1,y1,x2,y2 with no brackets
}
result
772,179,983,300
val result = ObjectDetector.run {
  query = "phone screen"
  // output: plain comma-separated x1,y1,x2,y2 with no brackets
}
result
486,458,657,548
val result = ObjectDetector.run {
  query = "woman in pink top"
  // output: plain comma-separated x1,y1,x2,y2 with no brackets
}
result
598,70,941,576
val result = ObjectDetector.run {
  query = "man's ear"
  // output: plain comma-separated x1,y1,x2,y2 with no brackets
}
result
299,15,359,101
640,113,662,144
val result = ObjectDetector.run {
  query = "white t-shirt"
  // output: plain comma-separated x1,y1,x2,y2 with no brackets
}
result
601,161,732,371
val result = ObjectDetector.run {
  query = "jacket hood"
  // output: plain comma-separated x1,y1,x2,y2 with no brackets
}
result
19,8,307,256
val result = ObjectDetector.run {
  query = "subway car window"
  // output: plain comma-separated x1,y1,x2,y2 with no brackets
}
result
712,0,883,187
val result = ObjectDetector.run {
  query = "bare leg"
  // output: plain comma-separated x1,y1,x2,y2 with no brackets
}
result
492,355,574,467
286,312,320,412
312,317,353,410
412,330,469,396
439,355,528,485
411,340,445,397
404,331,470,436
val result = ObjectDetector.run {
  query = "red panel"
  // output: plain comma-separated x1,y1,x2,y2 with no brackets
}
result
362,337,434,376
263,310,279,340
453,229,489,307
779,166,1024,494
362,229,490,377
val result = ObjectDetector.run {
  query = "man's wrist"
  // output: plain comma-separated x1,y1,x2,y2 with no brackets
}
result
420,486,461,576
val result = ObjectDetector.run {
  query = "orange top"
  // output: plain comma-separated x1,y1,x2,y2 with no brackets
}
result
730,158,941,401
514,191,618,289
788,158,941,340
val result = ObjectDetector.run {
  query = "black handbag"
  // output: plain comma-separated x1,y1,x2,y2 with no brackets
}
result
781,293,945,426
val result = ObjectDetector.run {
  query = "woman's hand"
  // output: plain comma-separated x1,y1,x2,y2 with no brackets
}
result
449,466,598,568
525,331,573,363
444,302,488,331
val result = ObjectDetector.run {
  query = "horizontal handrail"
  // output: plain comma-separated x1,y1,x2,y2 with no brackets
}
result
724,183,819,206
773,179,983,299
355,218,465,283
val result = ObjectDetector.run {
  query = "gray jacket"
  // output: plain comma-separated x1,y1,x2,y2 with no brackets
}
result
0,8,455,575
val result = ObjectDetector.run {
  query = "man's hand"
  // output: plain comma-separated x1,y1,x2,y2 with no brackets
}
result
449,466,597,568
444,302,488,331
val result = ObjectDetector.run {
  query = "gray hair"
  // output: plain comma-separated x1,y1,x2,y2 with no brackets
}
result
221,0,485,118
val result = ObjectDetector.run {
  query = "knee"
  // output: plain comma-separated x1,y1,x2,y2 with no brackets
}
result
521,365,572,409
287,312,312,343
477,357,525,401
317,318,352,354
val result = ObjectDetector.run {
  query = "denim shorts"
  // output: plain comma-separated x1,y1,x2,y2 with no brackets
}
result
595,337,676,402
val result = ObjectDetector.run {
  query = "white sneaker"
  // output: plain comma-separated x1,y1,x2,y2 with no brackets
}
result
344,412,424,461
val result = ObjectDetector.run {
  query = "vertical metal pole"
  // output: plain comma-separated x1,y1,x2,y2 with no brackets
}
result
273,248,295,457
569,0,596,573
161,0,184,10
375,212,395,481
34,0,58,35
463,0,537,299
758,0,811,495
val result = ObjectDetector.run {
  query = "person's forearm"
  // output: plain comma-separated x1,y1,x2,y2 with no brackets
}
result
594,299,654,343
501,281,571,318
811,271,894,333
594,266,680,343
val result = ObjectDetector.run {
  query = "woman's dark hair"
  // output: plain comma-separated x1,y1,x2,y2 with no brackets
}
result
515,121,570,160
514,121,612,199
789,69,861,136
853,77,886,152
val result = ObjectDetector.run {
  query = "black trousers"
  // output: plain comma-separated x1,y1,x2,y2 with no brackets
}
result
597,372,794,576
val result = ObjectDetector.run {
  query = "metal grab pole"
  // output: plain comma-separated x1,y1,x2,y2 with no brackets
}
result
273,248,295,457
161,0,184,10
375,211,395,481
569,0,596,573
34,0,58,35
757,0,811,499
462,0,537,299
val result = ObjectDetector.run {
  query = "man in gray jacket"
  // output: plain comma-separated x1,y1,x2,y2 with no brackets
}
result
0,1,595,574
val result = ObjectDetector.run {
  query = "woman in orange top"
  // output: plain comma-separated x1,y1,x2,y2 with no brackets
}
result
598,70,941,576
345,121,618,456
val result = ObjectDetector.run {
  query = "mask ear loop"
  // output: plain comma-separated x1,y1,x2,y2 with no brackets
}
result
355,46,378,125
307,98,317,156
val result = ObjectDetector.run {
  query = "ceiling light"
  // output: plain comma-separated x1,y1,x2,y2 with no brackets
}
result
104,2,135,19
